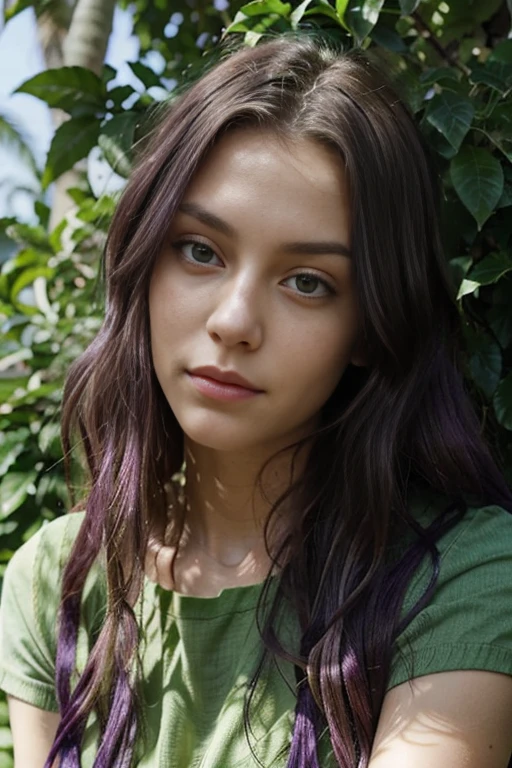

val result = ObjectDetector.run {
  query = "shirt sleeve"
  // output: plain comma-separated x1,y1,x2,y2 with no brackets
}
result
387,503,512,691
0,514,84,712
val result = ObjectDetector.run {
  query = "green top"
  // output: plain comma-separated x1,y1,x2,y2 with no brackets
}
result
1,498,512,767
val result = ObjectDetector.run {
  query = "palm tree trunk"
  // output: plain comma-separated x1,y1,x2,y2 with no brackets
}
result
63,0,117,75
46,0,117,228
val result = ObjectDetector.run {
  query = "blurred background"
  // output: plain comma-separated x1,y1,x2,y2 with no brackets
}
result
0,0,511,760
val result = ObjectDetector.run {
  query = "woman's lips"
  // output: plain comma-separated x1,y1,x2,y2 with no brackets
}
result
186,370,263,402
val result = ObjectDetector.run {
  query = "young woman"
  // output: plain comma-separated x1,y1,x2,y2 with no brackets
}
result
1,36,511,768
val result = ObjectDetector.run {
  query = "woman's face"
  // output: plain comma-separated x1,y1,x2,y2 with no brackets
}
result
149,128,362,453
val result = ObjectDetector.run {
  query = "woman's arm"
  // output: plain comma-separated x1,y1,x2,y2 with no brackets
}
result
8,696,60,768
369,670,512,767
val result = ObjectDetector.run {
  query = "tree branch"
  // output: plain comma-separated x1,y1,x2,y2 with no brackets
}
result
411,11,470,76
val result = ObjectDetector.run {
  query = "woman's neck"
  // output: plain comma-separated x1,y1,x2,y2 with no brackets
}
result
147,438,302,596
183,439,285,561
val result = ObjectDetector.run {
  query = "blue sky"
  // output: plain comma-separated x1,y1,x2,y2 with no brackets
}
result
0,3,141,219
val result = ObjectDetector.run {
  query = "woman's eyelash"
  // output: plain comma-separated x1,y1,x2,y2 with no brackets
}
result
283,273,336,299
173,240,221,265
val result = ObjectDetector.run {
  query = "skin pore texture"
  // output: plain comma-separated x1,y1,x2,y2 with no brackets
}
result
147,128,364,596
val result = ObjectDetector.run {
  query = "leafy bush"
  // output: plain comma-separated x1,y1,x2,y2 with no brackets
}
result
0,0,511,762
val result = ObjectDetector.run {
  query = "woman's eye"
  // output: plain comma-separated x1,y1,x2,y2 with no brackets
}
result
283,273,333,298
177,241,222,266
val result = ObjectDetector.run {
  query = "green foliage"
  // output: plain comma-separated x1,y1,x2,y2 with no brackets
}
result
451,147,504,229
0,0,512,760
15,66,106,115
0,111,39,177
14,64,152,189
42,116,102,188
0,195,108,563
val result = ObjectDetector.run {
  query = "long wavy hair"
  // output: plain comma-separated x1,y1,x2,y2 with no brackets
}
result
46,36,512,768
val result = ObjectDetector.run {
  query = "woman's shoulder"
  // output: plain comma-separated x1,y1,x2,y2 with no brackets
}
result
404,492,512,605
412,493,512,561
388,496,512,690
4,511,86,584
0,511,88,711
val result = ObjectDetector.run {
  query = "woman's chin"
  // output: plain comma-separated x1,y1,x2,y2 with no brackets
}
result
175,413,265,453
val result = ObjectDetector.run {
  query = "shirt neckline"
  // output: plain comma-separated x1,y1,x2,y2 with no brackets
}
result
143,572,278,619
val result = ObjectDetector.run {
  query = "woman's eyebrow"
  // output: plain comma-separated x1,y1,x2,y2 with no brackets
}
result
281,241,351,258
177,201,351,258
178,202,235,237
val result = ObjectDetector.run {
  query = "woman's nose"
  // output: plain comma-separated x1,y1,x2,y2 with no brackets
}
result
205,276,264,350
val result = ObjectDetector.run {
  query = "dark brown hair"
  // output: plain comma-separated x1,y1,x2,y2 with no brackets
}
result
46,36,511,768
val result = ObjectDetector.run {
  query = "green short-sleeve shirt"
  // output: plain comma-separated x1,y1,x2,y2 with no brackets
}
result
0,500,511,767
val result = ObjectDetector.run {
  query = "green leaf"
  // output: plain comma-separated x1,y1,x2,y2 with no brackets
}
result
436,0,502,42
0,428,30,475
335,0,350,27
98,112,139,178
450,147,504,229
420,68,460,87
0,377,28,403
11,381,61,407
498,165,512,209
0,699,9,726
49,219,67,253
398,0,420,13
0,217,17,235
102,64,117,85
4,0,32,22
488,40,512,64
346,0,385,43
235,0,291,17
488,303,512,348
469,60,512,93
5,222,49,250
493,372,512,431
15,67,106,117
468,252,512,286
42,117,101,189
128,61,162,90
38,422,61,456
457,278,479,299
245,30,264,45
35,473,68,508
34,201,50,229
76,194,116,223
65,187,90,205
448,255,472,293
0,470,38,518
425,92,474,151
0,111,39,175
106,85,138,110
397,68,430,114
0,347,32,374
11,266,54,303
2,247,45,274
290,0,315,27
301,0,342,25
371,23,408,52
469,335,501,399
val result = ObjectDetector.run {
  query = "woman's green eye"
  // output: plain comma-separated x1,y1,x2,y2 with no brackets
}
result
295,275,320,294
285,274,332,297
182,242,217,264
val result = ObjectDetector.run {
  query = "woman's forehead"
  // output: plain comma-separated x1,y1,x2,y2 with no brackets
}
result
175,128,351,244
